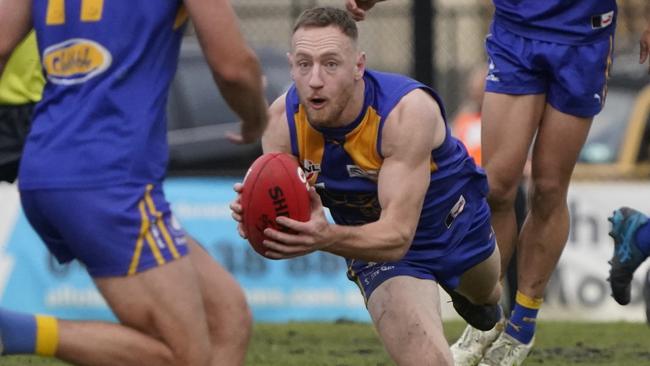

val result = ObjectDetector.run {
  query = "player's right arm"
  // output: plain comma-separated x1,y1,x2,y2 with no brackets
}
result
0,0,32,77
345,0,386,21
184,0,268,143
230,93,291,239
262,93,292,154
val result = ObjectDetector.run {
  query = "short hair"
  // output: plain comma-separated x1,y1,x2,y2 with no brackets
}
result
292,7,358,42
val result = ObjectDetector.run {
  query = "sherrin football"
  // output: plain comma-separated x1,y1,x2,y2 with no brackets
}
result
240,152,311,258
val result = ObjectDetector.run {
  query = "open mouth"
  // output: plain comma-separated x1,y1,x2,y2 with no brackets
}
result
309,97,327,109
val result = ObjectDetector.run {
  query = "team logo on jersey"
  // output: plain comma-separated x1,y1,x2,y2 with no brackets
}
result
302,160,321,182
43,38,112,85
444,195,466,229
486,57,500,82
591,11,614,29
346,165,378,181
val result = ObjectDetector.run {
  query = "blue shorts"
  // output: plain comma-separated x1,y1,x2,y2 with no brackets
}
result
485,22,614,118
346,197,496,303
20,183,189,277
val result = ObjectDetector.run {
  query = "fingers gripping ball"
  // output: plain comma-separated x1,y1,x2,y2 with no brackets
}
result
241,153,311,258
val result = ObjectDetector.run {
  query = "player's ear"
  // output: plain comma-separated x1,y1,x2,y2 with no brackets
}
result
354,52,366,80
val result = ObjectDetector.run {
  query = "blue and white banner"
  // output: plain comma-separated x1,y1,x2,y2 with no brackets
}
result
2,179,650,322
0,178,370,322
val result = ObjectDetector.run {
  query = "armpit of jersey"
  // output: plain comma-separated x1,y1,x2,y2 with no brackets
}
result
42,39,112,85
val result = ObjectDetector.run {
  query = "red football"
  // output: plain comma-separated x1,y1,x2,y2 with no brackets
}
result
240,152,311,258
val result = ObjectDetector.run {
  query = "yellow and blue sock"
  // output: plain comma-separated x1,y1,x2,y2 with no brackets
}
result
635,222,650,257
504,291,542,345
0,308,59,356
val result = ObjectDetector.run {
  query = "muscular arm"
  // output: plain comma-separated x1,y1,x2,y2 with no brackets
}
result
184,0,268,142
266,89,447,262
324,89,445,261
0,0,32,77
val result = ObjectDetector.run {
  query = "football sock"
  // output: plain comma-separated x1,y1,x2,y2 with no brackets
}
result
635,221,650,257
505,291,541,345
0,308,58,356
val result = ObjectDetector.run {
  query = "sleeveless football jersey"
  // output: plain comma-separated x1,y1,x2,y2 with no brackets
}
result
20,0,188,189
493,0,617,44
286,70,490,260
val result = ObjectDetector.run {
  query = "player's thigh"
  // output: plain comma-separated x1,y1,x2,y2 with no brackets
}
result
482,92,545,190
455,243,501,304
367,276,451,365
185,237,252,344
531,104,593,190
94,256,211,357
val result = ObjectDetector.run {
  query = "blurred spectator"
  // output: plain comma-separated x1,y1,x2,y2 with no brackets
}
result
0,31,43,183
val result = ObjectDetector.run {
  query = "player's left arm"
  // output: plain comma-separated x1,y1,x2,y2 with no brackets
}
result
263,88,446,262
0,0,32,77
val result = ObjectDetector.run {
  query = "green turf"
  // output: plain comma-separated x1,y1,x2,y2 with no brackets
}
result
2,321,650,365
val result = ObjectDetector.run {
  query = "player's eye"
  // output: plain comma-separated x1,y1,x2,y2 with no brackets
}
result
324,61,338,71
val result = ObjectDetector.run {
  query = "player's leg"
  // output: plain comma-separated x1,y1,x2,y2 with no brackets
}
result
185,237,253,365
0,257,209,366
479,105,593,366
368,276,452,366
481,91,545,275
455,244,501,306
2,184,220,366
94,255,214,366
0,307,175,364
448,220,503,366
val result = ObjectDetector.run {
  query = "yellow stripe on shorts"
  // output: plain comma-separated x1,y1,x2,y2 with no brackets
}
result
128,200,149,275
144,184,181,259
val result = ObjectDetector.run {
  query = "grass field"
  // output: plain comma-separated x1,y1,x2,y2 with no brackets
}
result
3,320,650,365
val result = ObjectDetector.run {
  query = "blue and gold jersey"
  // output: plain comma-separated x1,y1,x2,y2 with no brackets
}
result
19,0,189,189
493,0,617,45
286,70,490,260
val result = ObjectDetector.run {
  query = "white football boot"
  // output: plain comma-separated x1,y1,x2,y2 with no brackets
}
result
450,319,504,366
477,332,534,366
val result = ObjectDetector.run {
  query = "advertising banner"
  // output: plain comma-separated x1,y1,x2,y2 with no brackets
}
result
1,179,649,322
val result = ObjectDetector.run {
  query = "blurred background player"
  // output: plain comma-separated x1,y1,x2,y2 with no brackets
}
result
231,7,502,365
0,0,267,365
475,2,618,365
607,3,650,317
0,31,43,184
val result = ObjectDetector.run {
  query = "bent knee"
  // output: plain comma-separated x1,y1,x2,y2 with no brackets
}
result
207,290,253,348
529,179,568,212
465,282,502,306
486,176,520,210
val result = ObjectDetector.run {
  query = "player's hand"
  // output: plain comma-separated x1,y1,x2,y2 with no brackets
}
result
262,187,332,259
225,119,267,144
229,182,248,239
226,76,269,143
640,25,650,74
345,0,384,21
